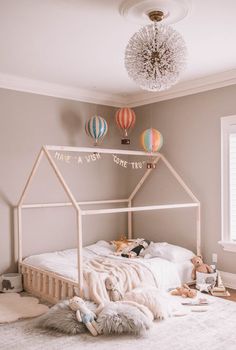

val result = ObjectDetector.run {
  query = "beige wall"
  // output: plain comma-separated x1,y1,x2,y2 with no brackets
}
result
0,88,128,274
2,84,236,275
131,84,236,274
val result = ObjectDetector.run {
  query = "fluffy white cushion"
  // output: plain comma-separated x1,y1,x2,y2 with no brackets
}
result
124,286,172,320
143,242,195,262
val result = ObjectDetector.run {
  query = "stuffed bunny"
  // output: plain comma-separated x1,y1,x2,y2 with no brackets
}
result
105,275,123,301
170,284,197,298
69,296,99,336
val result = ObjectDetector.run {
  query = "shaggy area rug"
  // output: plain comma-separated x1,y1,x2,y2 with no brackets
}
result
0,293,48,323
1,294,236,350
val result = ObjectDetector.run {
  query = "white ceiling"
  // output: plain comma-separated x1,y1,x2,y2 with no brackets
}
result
0,0,236,106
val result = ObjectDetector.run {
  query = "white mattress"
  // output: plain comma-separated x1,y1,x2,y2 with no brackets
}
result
23,242,193,292
176,260,193,284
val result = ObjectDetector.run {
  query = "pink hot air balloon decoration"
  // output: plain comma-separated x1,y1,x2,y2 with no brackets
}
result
115,107,136,144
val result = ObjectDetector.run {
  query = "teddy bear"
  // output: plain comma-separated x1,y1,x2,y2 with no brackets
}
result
170,284,197,298
191,255,213,280
69,296,99,336
105,275,123,302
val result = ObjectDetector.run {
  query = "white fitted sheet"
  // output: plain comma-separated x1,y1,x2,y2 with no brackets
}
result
23,241,193,292
176,260,194,284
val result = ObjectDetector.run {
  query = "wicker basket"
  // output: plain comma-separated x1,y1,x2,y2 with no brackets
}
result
1,273,23,293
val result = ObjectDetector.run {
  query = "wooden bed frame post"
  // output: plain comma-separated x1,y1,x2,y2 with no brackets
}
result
77,210,83,296
17,206,22,268
197,205,201,256
128,200,132,239
43,147,83,296
17,148,44,270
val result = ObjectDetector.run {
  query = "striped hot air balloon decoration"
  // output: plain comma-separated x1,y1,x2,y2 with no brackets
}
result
141,128,163,168
115,107,136,144
85,115,108,146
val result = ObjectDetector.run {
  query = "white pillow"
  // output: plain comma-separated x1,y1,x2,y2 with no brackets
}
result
85,240,115,256
143,242,195,262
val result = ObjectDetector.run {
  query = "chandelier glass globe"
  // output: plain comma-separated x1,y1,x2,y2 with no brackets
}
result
125,22,187,91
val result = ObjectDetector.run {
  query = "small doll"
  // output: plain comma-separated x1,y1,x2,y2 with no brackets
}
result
69,296,99,336
121,239,151,258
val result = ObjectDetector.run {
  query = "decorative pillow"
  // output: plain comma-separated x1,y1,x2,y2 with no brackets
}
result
34,300,96,335
96,301,153,335
196,271,218,292
143,242,195,262
124,286,173,320
85,240,115,256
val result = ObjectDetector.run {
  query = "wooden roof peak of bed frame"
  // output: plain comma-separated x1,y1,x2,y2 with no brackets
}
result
16,145,201,293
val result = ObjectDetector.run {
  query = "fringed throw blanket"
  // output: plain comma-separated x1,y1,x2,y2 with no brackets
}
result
82,257,159,305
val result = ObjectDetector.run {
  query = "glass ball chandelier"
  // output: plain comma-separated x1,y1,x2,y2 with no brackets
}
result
125,10,187,91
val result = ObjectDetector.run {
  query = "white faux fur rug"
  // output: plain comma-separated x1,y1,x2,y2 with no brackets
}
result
0,294,236,349
0,293,49,323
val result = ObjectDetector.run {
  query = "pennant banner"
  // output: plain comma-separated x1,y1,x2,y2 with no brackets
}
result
54,152,101,165
54,152,146,169
112,155,146,169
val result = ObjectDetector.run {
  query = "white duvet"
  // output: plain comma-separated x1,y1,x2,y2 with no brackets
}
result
23,240,192,292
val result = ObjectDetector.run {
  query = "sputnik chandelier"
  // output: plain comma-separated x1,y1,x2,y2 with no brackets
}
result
124,8,187,91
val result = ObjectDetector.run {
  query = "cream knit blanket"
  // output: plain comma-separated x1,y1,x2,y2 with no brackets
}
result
82,257,158,305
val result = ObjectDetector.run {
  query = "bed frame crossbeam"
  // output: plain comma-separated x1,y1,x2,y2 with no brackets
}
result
21,199,129,209
16,145,201,303
81,203,199,216
46,145,160,157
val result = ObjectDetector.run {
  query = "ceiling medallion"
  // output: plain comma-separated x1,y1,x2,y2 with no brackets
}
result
122,0,189,92
120,0,191,25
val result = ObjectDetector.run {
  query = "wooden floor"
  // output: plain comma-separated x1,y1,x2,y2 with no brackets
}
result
219,288,236,302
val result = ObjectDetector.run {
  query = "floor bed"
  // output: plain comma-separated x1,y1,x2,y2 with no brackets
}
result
20,241,194,304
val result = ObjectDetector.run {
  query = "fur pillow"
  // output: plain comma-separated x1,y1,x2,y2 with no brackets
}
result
96,301,153,335
35,299,152,336
124,286,172,320
34,299,96,335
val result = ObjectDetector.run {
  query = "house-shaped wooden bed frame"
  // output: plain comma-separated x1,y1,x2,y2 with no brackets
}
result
16,145,201,303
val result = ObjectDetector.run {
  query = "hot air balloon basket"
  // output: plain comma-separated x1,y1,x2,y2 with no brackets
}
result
121,138,130,145
147,162,156,169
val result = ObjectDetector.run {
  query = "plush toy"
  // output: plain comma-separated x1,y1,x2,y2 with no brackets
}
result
191,255,214,280
69,296,99,336
110,235,135,255
105,275,123,301
121,239,151,258
170,284,197,298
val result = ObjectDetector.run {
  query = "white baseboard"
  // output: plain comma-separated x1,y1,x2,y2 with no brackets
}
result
219,271,236,289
